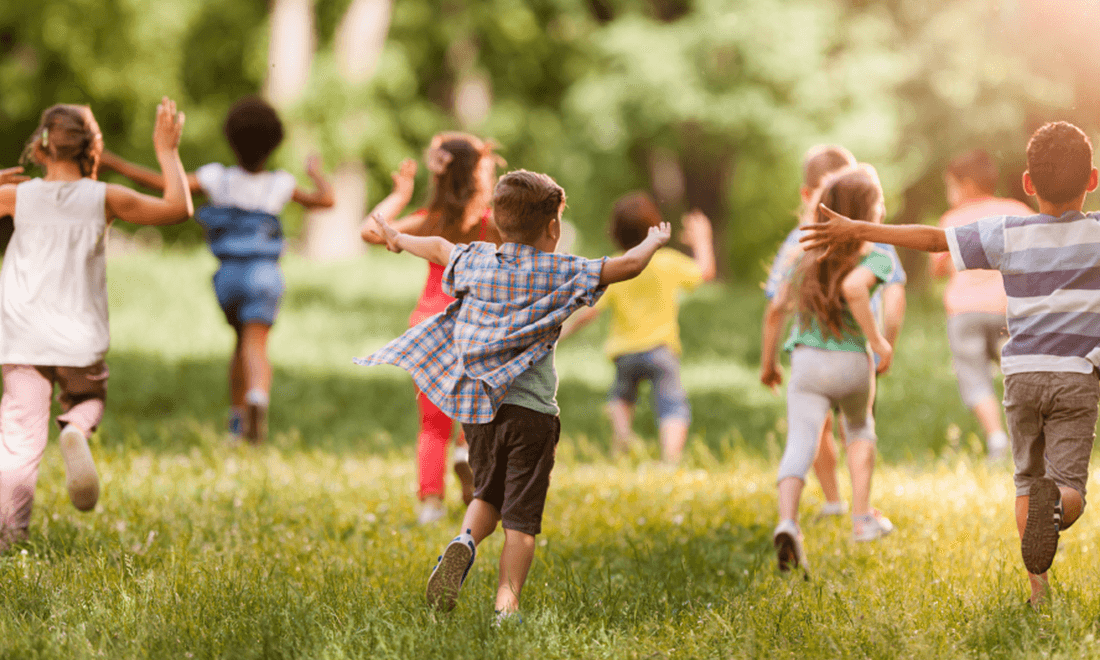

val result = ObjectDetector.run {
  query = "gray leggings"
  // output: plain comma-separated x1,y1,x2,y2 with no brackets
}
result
778,346,877,482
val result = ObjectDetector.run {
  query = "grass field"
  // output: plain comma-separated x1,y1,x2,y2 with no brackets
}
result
3,248,1100,659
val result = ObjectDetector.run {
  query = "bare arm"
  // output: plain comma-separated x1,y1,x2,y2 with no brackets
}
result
559,305,603,341
599,222,672,286
370,212,454,265
842,266,892,374
882,282,906,347
801,204,948,255
291,153,335,209
681,209,717,281
0,167,30,217
759,285,791,392
104,97,193,225
99,149,203,194
361,159,417,244
929,251,954,278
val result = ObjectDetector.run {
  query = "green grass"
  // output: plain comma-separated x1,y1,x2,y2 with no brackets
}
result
2,248,1100,659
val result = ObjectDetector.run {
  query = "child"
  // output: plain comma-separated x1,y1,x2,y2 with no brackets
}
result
931,149,1032,461
360,133,502,524
802,121,1100,605
101,96,335,444
0,99,192,551
560,191,715,463
761,146,906,518
357,170,670,618
760,165,896,572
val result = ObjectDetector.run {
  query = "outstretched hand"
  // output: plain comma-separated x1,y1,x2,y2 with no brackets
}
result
152,97,185,153
392,158,417,196
798,204,859,258
0,166,29,186
369,212,402,253
647,221,673,247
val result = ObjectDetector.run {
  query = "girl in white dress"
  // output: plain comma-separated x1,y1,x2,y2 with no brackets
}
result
0,98,192,551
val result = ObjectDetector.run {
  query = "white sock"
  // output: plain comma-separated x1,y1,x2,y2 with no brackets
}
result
988,430,1009,451
246,389,269,407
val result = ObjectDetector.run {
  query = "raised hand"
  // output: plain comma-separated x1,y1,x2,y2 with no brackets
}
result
370,212,402,253
680,209,712,248
647,221,673,247
0,166,29,186
392,158,417,196
305,153,324,179
152,97,185,153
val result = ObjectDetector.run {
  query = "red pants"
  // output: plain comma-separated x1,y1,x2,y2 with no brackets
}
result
417,391,458,500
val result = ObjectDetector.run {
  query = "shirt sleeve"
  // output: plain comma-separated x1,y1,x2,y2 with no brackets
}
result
575,256,609,307
764,229,803,300
874,243,907,285
270,170,298,211
945,216,1005,272
441,242,474,298
859,251,894,283
194,163,223,198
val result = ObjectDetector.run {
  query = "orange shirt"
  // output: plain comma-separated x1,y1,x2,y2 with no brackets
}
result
932,196,1034,317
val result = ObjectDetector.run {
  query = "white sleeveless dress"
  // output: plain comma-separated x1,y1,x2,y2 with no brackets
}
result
0,178,110,366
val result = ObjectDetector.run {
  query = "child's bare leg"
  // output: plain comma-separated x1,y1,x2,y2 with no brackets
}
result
812,413,843,506
1016,486,1084,603
496,528,536,613
847,439,875,517
606,400,634,454
778,476,804,521
240,322,273,395
230,327,247,408
658,419,688,463
461,498,501,544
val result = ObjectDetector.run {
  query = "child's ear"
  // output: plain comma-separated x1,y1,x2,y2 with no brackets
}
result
547,217,561,241
1022,171,1037,197
1088,168,1099,193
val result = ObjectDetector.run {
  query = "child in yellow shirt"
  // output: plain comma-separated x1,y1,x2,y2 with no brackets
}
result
563,192,715,462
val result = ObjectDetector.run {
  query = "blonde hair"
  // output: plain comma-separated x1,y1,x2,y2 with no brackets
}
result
795,165,884,339
21,104,103,177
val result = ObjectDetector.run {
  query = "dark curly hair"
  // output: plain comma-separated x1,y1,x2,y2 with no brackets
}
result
224,96,284,172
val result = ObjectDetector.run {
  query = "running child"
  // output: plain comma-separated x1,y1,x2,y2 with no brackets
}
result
761,145,906,517
931,149,1032,461
802,121,1100,606
101,96,335,444
360,132,502,524
761,165,896,573
357,170,670,619
560,191,715,463
0,99,193,551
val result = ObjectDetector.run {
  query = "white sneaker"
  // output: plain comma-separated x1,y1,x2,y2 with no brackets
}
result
773,519,808,572
819,501,848,517
59,425,99,511
852,509,894,542
987,431,1010,463
417,500,446,526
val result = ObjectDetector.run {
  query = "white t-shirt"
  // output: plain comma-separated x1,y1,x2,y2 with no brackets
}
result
195,163,296,215
1,178,110,366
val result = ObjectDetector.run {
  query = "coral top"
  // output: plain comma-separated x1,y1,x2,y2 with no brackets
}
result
933,196,1034,317
409,209,491,326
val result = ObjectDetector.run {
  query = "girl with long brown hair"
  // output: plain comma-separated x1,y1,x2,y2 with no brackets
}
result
758,165,896,573
361,132,502,525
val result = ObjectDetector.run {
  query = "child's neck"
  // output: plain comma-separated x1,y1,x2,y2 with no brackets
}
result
1036,195,1086,218
42,160,87,182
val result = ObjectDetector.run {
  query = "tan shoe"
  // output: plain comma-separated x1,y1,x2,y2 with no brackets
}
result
59,425,99,511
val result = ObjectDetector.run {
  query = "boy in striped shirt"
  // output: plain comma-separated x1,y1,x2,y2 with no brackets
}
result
800,122,1100,606
359,170,671,620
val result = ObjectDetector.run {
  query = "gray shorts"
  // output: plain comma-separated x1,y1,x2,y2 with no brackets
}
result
778,347,876,482
946,312,1007,408
1005,371,1098,500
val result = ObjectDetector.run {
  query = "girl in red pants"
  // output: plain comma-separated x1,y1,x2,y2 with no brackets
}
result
361,133,501,524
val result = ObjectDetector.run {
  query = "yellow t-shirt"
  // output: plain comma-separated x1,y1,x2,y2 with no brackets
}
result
598,248,703,357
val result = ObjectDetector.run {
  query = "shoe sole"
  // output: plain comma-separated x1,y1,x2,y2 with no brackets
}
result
246,404,268,445
59,428,99,511
454,461,474,506
426,542,473,612
775,531,799,572
1022,478,1060,575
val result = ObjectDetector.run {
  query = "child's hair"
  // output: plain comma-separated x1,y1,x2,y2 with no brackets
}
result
796,166,884,339
1026,122,1094,205
802,144,857,191
492,170,565,243
946,149,998,194
21,104,103,177
224,96,285,172
425,132,499,231
611,191,662,250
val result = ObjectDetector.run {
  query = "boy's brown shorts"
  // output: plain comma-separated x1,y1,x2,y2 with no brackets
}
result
462,404,560,536
1005,371,1099,501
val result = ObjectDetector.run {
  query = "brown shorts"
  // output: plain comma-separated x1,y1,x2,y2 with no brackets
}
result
462,404,560,536
1005,371,1098,500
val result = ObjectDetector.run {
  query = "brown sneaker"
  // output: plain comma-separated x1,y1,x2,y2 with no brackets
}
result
1021,477,1061,575
59,425,99,511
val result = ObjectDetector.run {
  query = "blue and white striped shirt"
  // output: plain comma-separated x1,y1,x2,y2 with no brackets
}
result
946,210,1100,375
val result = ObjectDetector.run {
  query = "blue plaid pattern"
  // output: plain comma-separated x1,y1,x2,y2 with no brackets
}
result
356,242,607,423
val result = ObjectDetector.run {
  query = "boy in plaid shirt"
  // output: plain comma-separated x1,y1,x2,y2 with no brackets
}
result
358,170,671,619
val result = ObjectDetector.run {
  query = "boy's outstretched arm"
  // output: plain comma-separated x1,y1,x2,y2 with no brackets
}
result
370,212,454,265
599,222,672,285
801,204,948,255
291,154,335,209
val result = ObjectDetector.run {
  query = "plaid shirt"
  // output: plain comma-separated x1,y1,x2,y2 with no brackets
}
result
355,241,607,423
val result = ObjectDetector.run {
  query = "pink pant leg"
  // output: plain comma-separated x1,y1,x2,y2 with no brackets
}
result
0,365,53,540
417,391,454,500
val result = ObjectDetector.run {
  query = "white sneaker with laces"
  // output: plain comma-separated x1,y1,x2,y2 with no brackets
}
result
852,509,894,542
